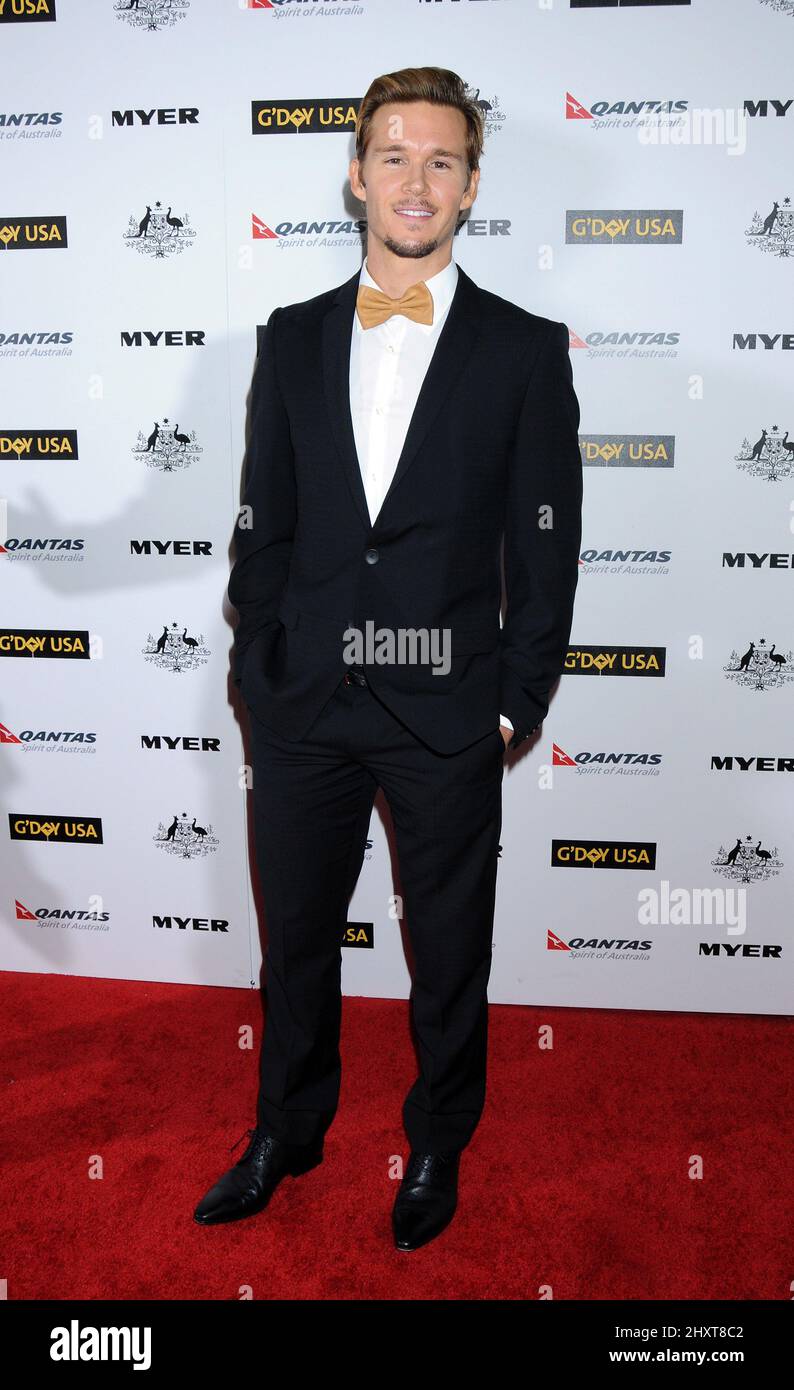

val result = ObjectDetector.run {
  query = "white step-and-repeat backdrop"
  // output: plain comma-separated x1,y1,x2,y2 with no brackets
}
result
2,0,792,1016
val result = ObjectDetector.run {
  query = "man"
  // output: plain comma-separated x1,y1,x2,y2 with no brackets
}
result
194,67,582,1251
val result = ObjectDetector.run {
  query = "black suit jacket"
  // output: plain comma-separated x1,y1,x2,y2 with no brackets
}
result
229,262,582,754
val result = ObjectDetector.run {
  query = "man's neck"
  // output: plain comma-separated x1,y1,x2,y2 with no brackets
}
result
364,246,453,298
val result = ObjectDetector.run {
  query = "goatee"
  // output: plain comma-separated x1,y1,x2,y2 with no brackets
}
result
381,234,440,260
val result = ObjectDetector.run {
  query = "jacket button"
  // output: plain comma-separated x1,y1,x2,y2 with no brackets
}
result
364,547,379,565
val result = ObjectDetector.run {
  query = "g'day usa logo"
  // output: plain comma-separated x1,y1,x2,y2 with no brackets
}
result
566,210,683,245
551,840,657,870
0,0,57,20
0,429,77,459
0,217,66,249
251,98,360,136
9,815,103,844
565,645,666,676
580,434,675,468
0,629,91,659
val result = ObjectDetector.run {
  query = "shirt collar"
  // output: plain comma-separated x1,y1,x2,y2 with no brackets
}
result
357,255,458,328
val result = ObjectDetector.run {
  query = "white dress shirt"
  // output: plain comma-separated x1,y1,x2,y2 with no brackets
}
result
349,255,513,734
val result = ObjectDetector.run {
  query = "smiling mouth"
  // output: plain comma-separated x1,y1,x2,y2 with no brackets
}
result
394,207,434,221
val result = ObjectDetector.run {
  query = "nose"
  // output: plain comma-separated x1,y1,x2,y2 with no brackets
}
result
402,162,429,196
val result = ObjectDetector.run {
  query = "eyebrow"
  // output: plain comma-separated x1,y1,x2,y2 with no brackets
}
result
372,143,464,163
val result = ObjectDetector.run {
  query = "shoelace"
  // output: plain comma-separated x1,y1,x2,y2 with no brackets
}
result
229,1126,264,1156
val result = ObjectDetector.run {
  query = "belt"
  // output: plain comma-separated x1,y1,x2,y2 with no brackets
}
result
342,664,368,687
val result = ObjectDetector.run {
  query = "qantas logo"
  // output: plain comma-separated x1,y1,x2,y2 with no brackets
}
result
547,929,652,955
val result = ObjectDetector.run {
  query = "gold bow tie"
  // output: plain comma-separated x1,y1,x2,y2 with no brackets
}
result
356,280,434,330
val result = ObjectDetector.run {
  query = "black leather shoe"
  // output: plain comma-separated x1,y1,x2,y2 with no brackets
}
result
193,1127,323,1226
392,1150,461,1251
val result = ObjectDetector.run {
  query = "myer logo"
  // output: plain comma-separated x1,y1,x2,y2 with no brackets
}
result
153,915,229,933
732,333,794,351
710,755,794,773
566,210,683,244
111,107,199,128
130,540,212,557
697,942,783,959
141,735,221,752
743,100,793,119
552,840,657,870
722,551,794,569
565,646,666,676
50,1320,150,1371
120,330,206,348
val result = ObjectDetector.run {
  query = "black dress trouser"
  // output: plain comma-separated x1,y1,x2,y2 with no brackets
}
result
247,667,504,1154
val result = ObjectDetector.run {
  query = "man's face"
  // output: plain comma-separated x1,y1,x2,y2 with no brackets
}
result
349,100,479,262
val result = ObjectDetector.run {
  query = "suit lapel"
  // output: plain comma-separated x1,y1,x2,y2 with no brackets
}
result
322,262,483,531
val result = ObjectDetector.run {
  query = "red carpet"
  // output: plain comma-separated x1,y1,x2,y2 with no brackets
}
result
3,971,791,1300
